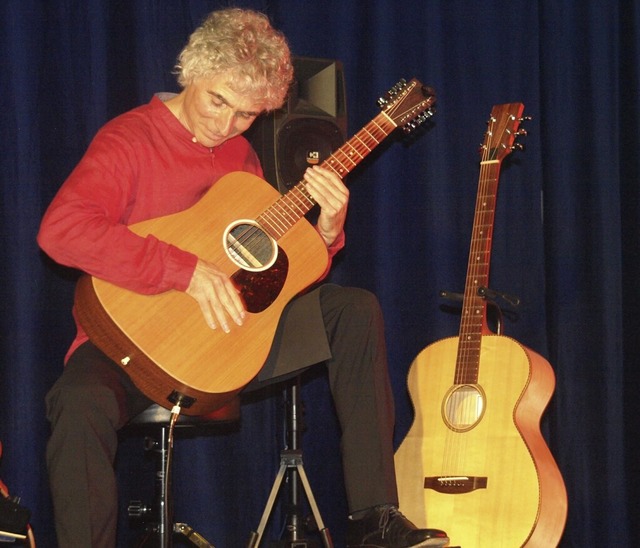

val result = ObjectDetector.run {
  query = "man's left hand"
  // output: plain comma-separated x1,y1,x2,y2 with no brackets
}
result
303,165,349,247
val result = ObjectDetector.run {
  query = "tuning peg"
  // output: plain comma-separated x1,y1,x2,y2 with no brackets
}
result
505,127,527,138
519,115,532,122
401,108,436,134
378,79,408,107
511,142,525,151
393,78,408,90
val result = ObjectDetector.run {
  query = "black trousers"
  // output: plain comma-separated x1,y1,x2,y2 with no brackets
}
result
45,284,398,547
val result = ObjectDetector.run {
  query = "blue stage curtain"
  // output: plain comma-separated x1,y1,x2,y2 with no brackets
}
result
1,0,638,546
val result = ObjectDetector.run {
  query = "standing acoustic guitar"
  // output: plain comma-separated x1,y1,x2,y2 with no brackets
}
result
395,103,567,546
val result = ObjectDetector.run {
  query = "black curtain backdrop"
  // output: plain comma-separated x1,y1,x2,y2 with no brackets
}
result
1,0,638,546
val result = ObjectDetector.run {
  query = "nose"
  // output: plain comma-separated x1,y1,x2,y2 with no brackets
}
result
217,109,235,137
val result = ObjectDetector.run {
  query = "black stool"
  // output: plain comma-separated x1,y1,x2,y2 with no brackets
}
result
126,399,240,548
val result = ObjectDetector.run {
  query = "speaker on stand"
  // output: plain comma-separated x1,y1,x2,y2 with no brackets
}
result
246,56,347,195
244,57,347,547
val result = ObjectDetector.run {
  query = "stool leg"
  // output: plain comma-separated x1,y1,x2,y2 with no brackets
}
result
130,418,216,547
158,425,172,548
129,426,173,547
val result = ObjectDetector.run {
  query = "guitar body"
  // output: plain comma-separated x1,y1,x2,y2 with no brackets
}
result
76,172,328,415
395,335,567,547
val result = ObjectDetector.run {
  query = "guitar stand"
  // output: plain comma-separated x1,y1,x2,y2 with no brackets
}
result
247,379,333,548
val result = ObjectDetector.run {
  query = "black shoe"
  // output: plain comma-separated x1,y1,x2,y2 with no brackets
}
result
346,505,449,547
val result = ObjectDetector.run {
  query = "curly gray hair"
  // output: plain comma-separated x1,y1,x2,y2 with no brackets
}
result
175,8,294,111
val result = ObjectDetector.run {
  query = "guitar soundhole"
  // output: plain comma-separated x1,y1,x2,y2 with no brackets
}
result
442,384,486,432
223,220,277,272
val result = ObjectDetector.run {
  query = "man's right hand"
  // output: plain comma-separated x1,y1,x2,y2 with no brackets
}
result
185,259,246,333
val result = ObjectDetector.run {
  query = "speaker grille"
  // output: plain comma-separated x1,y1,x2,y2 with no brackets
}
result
277,117,345,190
246,57,347,194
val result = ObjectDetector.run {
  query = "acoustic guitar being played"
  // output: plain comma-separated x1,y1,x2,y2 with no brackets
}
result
395,103,567,547
74,79,436,415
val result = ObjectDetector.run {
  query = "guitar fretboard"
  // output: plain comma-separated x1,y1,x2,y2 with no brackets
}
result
455,162,500,385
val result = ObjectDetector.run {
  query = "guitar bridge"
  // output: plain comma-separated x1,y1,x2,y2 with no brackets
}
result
424,475,488,494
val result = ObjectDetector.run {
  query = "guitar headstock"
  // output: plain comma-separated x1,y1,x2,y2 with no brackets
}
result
481,103,528,162
378,79,436,134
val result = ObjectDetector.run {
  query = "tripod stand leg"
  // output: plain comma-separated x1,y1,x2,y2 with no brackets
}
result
295,464,334,548
247,464,288,547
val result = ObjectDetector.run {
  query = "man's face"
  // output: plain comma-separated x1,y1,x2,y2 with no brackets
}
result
181,72,267,148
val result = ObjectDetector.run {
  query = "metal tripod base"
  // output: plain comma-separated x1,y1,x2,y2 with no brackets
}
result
247,449,333,548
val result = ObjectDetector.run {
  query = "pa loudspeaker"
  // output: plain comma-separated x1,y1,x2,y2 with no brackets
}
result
246,56,347,194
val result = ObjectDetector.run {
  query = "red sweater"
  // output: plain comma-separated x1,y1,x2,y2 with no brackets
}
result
38,95,343,361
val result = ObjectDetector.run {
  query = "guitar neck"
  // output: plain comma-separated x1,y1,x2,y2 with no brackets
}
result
456,161,502,384
256,111,397,240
